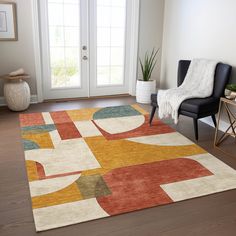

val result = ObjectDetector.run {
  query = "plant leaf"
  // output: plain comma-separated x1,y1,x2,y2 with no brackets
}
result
139,48,159,81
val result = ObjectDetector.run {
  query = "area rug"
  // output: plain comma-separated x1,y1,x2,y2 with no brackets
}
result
19,104,236,232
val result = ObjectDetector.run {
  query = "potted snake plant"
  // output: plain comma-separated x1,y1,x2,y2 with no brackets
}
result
136,48,159,104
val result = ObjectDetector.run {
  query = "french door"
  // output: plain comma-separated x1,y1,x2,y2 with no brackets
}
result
40,0,136,100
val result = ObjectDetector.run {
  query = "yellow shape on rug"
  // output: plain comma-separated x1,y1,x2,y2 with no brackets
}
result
26,160,39,181
23,133,54,149
131,104,149,115
82,136,206,176
32,182,82,209
67,108,100,121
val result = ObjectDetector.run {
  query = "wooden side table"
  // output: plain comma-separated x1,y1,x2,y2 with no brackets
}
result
214,97,236,156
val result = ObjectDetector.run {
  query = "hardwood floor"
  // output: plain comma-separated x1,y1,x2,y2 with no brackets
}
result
0,97,236,236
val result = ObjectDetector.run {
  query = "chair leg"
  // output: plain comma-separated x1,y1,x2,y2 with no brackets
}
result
149,106,157,126
193,118,199,140
211,114,217,127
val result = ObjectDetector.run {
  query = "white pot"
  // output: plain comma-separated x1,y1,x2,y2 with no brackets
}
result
4,80,30,111
136,80,156,104
224,89,231,97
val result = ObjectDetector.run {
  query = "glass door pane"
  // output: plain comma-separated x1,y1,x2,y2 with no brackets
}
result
48,0,81,88
96,0,126,86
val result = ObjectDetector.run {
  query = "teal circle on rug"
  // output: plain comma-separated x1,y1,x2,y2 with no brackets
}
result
93,105,141,120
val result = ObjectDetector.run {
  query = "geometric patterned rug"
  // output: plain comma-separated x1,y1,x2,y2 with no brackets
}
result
19,104,236,232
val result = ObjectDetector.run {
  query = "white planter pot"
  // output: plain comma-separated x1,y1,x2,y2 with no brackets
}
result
4,79,30,111
136,80,156,104
224,89,231,97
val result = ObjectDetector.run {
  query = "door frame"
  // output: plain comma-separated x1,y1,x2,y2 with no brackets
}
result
31,0,140,102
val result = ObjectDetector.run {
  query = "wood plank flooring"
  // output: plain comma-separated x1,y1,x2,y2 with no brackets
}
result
0,97,235,236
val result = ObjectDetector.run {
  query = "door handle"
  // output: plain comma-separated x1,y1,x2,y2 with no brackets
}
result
82,46,87,50
83,56,88,60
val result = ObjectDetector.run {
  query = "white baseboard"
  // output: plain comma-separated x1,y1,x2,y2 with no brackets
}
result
0,95,38,107
200,117,229,132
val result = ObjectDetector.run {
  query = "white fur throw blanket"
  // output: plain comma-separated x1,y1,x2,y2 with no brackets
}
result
157,59,218,124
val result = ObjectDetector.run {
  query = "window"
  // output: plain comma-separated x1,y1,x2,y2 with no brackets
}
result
48,0,81,88
96,0,126,86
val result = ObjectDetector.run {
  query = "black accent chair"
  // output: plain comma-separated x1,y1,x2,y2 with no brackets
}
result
149,60,232,140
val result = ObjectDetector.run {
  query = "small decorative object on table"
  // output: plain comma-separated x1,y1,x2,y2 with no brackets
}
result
225,84,236,100
136,48,159,104
0,68,31,111
214,97,236,157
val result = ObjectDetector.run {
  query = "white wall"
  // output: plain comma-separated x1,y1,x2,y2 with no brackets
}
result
161,0,236,129
0,0,37,96
0,0,165,99
3,0,235,100
161,0,236,89
138,0,165,87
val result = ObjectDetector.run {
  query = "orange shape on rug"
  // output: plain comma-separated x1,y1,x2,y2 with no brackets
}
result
50,111,72,124
97,158,213,215
56,122,81,140
93,115,174,140
19,113,45,127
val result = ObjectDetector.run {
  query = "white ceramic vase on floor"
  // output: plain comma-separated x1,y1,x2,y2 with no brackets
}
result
4,79,30,111
136,80,156,104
